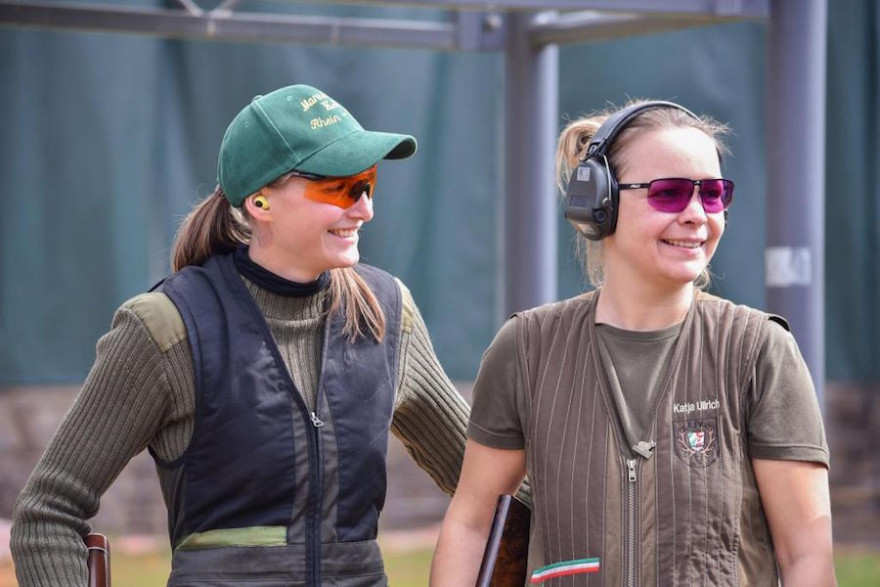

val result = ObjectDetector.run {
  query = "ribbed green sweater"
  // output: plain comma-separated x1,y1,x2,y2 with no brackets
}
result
11,275,470,586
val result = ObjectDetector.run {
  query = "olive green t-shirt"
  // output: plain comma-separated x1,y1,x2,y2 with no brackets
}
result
595,322,681,457
468,314,829,467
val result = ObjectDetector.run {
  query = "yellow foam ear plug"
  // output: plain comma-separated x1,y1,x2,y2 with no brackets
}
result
254,195,270,210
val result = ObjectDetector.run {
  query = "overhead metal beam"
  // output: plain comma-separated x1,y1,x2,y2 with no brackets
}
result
529,10,742,47
0,1,462,50
292,0,769,17
0,0,768,48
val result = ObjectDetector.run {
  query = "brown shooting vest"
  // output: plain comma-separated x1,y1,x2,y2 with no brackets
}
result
517,290,779,586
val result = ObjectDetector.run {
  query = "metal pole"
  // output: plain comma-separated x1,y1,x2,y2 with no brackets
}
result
765,0,827,406
502,12,559,317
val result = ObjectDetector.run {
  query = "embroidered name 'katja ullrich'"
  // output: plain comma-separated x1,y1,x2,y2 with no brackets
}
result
673,398,720,415
530,558,601,583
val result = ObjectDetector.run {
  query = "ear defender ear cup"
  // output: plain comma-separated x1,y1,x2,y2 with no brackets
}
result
564,155,617,240
253,195,270,210
563,100,699,240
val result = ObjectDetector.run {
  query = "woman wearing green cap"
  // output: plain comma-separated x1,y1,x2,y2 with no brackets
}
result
11,85,469,586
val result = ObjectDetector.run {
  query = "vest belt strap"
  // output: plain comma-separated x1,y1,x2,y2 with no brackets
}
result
169,540,384,584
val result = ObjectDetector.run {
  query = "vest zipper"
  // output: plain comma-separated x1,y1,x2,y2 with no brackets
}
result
624,458,640,587
306,310,336,587
289,397,323,586
309,409,323,586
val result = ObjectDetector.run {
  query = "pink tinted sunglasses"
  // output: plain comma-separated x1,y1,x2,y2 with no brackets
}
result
618,177,734,213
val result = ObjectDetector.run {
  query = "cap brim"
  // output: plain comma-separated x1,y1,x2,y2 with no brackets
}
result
294,129,417,177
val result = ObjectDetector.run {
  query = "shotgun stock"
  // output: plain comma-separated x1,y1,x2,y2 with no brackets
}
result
475,495,530,587
85,533,110,587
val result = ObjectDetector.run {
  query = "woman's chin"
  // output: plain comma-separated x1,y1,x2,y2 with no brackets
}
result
655,264,705,288
329,250,360,269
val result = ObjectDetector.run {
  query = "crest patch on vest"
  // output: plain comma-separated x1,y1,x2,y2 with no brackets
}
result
674,419,719,467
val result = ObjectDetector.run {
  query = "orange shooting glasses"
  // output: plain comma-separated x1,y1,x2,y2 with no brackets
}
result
291,165,378,209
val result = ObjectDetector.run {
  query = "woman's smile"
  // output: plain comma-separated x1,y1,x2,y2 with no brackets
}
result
661,238,703,249
328,227,360,241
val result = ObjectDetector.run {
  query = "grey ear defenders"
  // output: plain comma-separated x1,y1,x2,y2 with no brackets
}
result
563,101,699,240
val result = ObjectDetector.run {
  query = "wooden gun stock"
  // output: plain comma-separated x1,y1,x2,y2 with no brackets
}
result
85,533,110,587
475,495,530,587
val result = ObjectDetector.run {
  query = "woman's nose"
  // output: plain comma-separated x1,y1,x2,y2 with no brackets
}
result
347,191,374,221
679,187,708,224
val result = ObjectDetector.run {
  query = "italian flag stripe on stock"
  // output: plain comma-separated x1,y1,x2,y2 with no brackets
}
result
530,558,601,583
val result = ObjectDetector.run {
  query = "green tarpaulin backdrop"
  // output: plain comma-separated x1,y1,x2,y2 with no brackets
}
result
1,1,877,384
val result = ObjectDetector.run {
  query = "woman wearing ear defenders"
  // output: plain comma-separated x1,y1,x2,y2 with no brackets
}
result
11,84,470,586
431,100,835,586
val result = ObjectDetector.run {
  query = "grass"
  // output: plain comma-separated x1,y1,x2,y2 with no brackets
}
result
835,546,880,587
384,547,434,586
0,546,434,587
2,545,878,586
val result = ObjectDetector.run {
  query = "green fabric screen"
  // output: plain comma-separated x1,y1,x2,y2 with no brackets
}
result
0,3,876,384
825,0,880,381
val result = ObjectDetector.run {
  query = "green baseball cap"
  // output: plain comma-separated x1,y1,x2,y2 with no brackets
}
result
218,84,417,206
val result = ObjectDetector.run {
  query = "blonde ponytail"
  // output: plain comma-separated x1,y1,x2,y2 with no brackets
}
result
555,117,603,194
556,116,607,287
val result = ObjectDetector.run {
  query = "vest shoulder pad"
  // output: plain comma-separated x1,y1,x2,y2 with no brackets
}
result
513,290,597,321
694,290,724,303
121,292,187,353
695,290,791,331
394,278,415,334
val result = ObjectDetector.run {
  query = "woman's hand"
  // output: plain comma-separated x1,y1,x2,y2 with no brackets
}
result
753,458,837,586
430,439,526,586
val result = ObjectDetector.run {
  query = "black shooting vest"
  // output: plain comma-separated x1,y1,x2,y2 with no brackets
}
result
154,253,401,586
519,290,780,587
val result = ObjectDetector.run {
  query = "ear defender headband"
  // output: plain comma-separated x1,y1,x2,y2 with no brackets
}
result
563,101,699,240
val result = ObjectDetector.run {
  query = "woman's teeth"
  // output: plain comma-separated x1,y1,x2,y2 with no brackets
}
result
330,228,357,238
663,239,701,248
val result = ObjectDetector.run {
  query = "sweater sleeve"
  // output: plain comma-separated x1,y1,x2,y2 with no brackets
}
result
10,294,183,586
390,281,469,497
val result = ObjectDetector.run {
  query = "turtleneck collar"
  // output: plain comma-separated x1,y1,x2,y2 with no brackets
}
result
233,245,330,298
